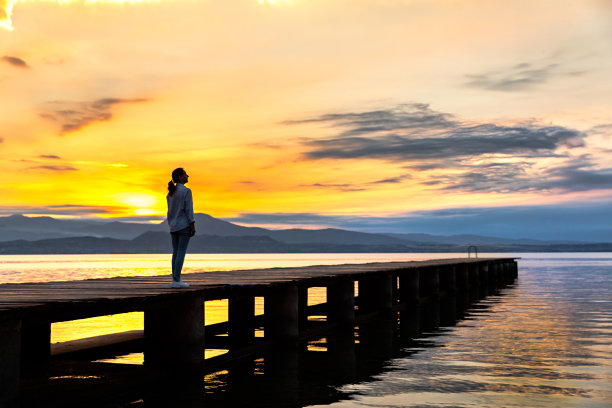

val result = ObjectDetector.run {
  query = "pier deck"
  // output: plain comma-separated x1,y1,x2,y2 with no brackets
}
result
0,257,518,406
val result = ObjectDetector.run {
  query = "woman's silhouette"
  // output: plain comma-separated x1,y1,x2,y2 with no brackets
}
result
166,168,195,288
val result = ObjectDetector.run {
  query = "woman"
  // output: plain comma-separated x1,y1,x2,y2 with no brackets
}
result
167,168,196,288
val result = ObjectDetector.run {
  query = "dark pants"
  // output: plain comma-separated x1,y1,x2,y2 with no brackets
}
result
171,226,191,282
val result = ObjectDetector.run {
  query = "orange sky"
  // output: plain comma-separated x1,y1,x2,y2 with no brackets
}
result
1,0,611,228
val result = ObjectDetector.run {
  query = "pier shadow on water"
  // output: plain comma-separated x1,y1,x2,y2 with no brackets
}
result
17,287,514,408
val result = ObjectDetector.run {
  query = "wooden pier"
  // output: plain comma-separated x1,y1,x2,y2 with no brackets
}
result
0,258,518,406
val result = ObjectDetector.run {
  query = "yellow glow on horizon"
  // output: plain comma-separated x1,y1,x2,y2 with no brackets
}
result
114,193,158,208
258,0,294,5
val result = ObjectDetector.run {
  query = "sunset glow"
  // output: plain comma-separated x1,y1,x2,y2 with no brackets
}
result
1,0,611,237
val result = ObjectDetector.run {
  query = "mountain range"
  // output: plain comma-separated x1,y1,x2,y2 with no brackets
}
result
0,213,610,254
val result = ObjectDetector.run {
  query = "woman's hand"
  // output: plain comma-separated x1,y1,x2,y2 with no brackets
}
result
190,223,196,237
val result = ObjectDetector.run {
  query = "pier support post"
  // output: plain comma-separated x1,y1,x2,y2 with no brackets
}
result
20,318,50,374
468,263,479,294
0,317,21,406
229,292,255,348
455,264,469,293
512,261,519,280
499,262,508,286
298,286,309,330
398,270,419,304
327,278,355,327
419,266,439,300
420,299,440,331
399,306,420,336
439,265,456,297
455,264,471,311
440,294,458,326
479,263,490,295
144,295,205,368
265,285,299,341
327,329,357,382
358,313,395,362
489,262,499,290
358,273,393,314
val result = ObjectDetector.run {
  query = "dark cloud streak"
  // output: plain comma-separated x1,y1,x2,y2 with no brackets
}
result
465,62,558,91
40,97,148,134
1,55,28,68
298,104,585,162
28,165,77,172
0,205,117,217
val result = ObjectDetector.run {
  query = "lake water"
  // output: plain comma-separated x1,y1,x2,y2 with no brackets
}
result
2,253,611,407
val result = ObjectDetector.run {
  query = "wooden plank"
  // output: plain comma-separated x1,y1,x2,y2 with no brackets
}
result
0,259,517,321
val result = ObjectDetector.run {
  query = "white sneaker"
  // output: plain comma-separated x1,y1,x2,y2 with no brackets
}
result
171,280,190,288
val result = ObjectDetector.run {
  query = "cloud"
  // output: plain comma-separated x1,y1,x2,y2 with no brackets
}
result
0,204,117,217
369,176,408,184
284,104,612,195
542,162,612,191
296,104,585,162
1,55,28,68
39,155,61,159
28,165,77,172
428,159,612,193
40,97,148,134
465,62,558,91
300,182,366,192
284,103,457,137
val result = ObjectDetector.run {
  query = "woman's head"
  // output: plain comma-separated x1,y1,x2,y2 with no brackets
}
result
171,168,186,183
168,168,188,195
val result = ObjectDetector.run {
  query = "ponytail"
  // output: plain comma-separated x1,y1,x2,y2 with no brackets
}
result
168,180,177,196
168,167,185,196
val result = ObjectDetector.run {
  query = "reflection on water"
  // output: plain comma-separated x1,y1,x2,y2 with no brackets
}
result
6,254,612,407
305,257,612,408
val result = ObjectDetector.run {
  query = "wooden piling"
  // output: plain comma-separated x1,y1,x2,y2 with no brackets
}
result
228,292,255,348
398,269,419,304
264,285,299,341
327,278,355,327
419,266,440,299
144,294,205,368
0,317,21,406
20,318,50,374
358,273,393,313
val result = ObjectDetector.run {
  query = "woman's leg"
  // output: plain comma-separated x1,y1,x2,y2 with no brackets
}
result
171,231,180,282
173,227,191,281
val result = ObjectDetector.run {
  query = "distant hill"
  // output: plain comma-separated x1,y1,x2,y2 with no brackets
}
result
1,213,611,253
0,231,611,254
0,213,412,245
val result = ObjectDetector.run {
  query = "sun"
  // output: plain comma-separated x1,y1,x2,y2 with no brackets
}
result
113,193,161,216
